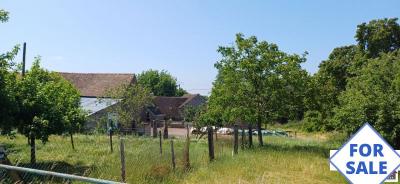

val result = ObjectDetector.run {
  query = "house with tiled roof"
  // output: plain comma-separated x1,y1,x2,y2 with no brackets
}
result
59,72,136,98
59,72,136,131
59,72,206,131
148,94,206,121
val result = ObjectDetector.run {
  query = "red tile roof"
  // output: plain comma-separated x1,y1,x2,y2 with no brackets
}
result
59,72,136,97
153,94,205,120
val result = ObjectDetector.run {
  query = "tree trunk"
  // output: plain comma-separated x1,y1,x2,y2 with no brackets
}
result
233,125,238,154
248,124,253,148
70,133,75,150
257,116,263,146
30,133,36,164
207,126,215,161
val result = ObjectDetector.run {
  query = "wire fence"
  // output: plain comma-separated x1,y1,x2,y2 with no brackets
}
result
0,127,236,184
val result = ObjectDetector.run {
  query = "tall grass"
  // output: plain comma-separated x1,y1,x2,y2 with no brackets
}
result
0,134,346,184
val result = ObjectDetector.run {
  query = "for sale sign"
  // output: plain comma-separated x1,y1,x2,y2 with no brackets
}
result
330,123,400,184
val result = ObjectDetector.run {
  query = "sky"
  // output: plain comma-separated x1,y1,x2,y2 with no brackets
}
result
1,1,399,95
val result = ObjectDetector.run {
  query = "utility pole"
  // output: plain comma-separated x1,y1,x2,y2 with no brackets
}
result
22,42,26,76
23,43,30,146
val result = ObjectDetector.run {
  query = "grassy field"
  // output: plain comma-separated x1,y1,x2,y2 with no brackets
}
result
0,133,347,184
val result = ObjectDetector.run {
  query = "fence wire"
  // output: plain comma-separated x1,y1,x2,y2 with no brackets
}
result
0,127,238,184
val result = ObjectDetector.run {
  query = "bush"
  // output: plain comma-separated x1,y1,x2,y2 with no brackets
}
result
302,111,334,132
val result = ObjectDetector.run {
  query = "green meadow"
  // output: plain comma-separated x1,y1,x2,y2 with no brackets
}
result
0,133,346,184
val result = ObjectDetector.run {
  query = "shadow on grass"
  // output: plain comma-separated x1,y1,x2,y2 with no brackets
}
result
254,142,332,158
213,136,334,158
4,161,93,183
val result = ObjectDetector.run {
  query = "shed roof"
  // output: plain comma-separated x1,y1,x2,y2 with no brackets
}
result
80,97,120,115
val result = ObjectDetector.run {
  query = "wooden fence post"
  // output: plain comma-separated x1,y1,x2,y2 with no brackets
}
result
233,125,239,155
152,120,157,138
241,127,245,150
163,121,169,139
170,139,176,170
70,133,75,150
119,138,126,183
159,130,162,155
207,126,215,161
183,124,190,171
109,130,113,153
215,128,218,141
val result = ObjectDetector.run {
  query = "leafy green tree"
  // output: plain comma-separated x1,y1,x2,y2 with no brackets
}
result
16,58,84,163
107,83,153,129
304,46,358,131
318,45,358,91
0,9,20,134
304,18,400,132
65,107,86,150
356,18,400,58
209,34,308,146
334,50,400,148
183,105,201,123
0,46,20,134
137,69,187,96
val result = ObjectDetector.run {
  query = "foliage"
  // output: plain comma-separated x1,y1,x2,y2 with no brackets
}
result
207,34,308,141
15,57,84,142
333,50,400,148
0,9,20,134
305,18,400,134
304,46,358,131
182,105,203,123
106,83,153,127
137,69,187,96
0,46,20,134
356,18,400,58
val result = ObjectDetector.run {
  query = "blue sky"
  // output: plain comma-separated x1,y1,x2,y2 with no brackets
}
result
1,1,399,95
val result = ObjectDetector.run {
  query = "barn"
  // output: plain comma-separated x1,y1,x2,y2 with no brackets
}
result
59,72,206,132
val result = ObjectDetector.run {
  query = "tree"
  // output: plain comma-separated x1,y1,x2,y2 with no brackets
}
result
183,105,204,123
0,46,19,134
304,18,400,132
334,50,400,148
136,70,187,96
107,83,153,130
15,58,84,163
65,108,86,150
209,34,308,146
304,46,357,131
356,18,400,58
0,9,20,134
